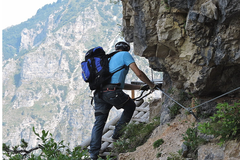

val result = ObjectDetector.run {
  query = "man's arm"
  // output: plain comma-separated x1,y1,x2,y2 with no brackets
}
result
123,83,142,90
125,62,155,90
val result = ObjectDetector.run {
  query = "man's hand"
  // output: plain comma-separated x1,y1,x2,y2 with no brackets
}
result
149,83,162,92
149,83,156,92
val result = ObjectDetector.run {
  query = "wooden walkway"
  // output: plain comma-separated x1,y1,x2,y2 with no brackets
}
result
79,99,150,157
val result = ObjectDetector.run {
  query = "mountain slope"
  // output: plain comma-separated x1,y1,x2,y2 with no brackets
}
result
2,0,124,148
2,0,162,149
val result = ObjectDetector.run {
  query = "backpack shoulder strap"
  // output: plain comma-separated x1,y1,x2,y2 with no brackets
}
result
107,51,127,75
111,65,127,75
107,51,119,58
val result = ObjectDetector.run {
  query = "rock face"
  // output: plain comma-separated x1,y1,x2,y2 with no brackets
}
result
120,0,240,159
118,107,240,160
122,0,240,97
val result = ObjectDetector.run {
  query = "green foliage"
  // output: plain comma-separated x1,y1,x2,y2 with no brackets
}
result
164,0,168,3
97,154,116,160
156,152,162,158
113,117,160,153
169,90,189,118
169,104,182,118
182,123,206,153
167,87,175,94
198,101,240,146
153,139,164,149
167,152,184,160
2,127,89,159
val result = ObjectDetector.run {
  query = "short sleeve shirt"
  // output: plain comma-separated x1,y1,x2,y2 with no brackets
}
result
109,51,135,88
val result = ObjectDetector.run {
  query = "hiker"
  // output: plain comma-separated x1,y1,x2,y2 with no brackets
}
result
89,41,156,160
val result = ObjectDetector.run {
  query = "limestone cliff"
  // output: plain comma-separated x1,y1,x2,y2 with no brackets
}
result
119,0,240,159
122,0,240,96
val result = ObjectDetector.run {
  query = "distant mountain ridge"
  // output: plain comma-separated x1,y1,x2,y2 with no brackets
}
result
2,0,162,149
2,0,124,148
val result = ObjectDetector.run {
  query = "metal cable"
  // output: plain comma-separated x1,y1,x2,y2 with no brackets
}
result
191,86,240,110
156,87,189,111
156,86,240,121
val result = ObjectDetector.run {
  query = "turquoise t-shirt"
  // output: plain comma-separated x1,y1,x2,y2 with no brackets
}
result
109,51,135,88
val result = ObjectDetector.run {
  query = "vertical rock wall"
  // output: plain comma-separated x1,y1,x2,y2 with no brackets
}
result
122,0,240,97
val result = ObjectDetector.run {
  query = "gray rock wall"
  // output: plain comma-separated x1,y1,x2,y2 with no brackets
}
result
122,0,240,97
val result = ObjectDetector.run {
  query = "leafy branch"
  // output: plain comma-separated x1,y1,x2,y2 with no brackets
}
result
198,101,240,146
3,127,89,159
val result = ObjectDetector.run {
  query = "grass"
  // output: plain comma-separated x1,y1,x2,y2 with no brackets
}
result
113,117,160,153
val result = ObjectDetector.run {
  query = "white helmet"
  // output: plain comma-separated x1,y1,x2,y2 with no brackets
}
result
115,41,130,51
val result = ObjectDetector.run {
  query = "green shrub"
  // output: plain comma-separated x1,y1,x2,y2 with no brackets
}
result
182,123,206,153
2,127,89,159
198,101,240,146
167,152,184,160
153,139,164,149
156,152,162,158
113,117,160,153
169,104,182,118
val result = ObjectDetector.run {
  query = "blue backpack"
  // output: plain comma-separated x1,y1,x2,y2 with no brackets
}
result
81,46,125,90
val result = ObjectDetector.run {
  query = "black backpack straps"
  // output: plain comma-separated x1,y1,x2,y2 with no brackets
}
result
107,51,119,58
111,65,127,75
108,51,127,75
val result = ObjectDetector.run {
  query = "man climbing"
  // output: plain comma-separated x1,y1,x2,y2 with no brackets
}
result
89,41,156,160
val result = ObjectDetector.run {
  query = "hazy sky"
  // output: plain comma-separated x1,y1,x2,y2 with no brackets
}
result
2,0,57,29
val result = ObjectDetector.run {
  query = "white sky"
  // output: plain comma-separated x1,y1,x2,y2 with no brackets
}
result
1,0,58,29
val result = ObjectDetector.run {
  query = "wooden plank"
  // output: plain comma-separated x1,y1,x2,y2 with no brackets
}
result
132,110,139,117
102,130,113,139
108,125,115,130
142,112,149,123
131,118,147,123
135,107,149,112
108,143,114,149
134,111,145,118
138,102,149,108
142,112,149,119
102,137,115,143
100,142,110,152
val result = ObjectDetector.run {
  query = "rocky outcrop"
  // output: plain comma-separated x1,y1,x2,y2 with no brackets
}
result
122,0,240,97
121,0,240,159
118,107,240,160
